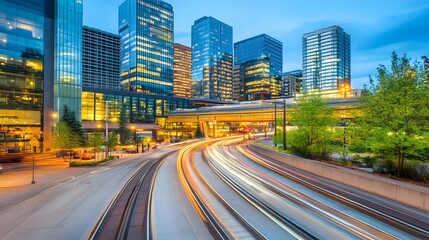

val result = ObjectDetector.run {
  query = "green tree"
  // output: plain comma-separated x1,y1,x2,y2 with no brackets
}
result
358,52,429,177
61,105,85,146
106,134,118,156
89,131,104,153
117,104,132,144
195,123,203,139
53,121,80,150
287,93,337,160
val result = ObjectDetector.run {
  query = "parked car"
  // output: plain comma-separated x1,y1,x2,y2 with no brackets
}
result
56,149,76,158
81,151,95,160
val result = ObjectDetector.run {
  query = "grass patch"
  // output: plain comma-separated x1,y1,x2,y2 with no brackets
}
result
69,156,115,167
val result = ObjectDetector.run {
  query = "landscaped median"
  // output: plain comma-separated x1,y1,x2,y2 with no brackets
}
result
249,142,429,211
69,156,116,167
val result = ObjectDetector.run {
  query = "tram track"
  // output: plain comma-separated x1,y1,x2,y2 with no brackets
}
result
88,151,175,240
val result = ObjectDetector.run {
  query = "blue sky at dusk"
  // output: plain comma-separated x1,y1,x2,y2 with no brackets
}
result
84,0,429,89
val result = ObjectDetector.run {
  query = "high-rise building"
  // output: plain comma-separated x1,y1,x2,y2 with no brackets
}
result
54,0,83,120
0,0,53,151
234,34,283,75
283,70,303,97
191,16,233,101
119,0,174,96
302,25,351,93
234,34,283,101
173,43,191,98
82,26,120,90
237,57,282,101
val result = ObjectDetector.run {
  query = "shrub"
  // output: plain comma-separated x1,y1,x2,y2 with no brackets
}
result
362,156,377,168
69,156,115,167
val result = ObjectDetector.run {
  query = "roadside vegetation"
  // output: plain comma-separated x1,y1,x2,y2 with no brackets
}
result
69,156,115,167
53,104,137,162
273,52,429,183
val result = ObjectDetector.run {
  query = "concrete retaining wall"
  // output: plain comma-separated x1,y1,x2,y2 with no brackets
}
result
249,143,429,211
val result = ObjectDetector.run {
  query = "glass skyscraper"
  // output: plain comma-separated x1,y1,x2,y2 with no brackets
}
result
54,0,83,120
234,34,283,101
119,0,174,96
234,34,283,75
0,0,54,151
302,25,351,93
191,16,233,101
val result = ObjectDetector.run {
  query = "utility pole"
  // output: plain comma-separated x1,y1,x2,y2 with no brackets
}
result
283,99,287,151
274,102,277,147
105,101,109,159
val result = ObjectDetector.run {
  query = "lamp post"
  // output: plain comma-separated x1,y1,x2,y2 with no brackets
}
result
274,102,277,147
96,124,102,160
283,99,287,151
105,101,109,159
340,119,347,148
131,126,137,153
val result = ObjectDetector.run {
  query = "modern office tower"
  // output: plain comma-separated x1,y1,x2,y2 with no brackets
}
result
54,0,83,120
232,66,241,101
119,0,174,96
82,26,120,90
236,57,282,101
191,16,233,101
234,34,283,75
283,70,303,97
234,34,283,101
302,25,351,93
173,43,191,98
0,0,54,151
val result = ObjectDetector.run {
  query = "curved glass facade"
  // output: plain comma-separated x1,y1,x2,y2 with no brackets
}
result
119,0,174,96
54,0,83,120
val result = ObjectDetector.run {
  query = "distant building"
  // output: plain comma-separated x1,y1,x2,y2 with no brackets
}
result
82,26,120,90
302,26,351,93
119,0,174,96
191,16,233,101
234,34,283,101
174,43,191,98
283,70,303,97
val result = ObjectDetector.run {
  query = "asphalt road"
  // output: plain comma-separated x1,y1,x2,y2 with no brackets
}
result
0,152,155,240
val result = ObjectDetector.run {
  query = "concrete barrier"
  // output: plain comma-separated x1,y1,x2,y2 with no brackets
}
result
249,143,429,211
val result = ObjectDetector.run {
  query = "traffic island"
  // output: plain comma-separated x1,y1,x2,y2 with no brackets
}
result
69,156,116,167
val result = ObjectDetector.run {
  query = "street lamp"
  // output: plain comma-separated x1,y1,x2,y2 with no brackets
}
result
340,119,347,148
105,101,109,159
283,99,287,151
274,102,277,147
131,126,137,153
96,124,102,160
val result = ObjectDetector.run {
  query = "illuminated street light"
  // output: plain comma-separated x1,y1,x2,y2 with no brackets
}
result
274,102,277,147
283,99,287,151
341,82,350,98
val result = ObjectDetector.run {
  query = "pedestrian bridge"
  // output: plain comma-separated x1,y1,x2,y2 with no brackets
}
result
163,98,360,138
